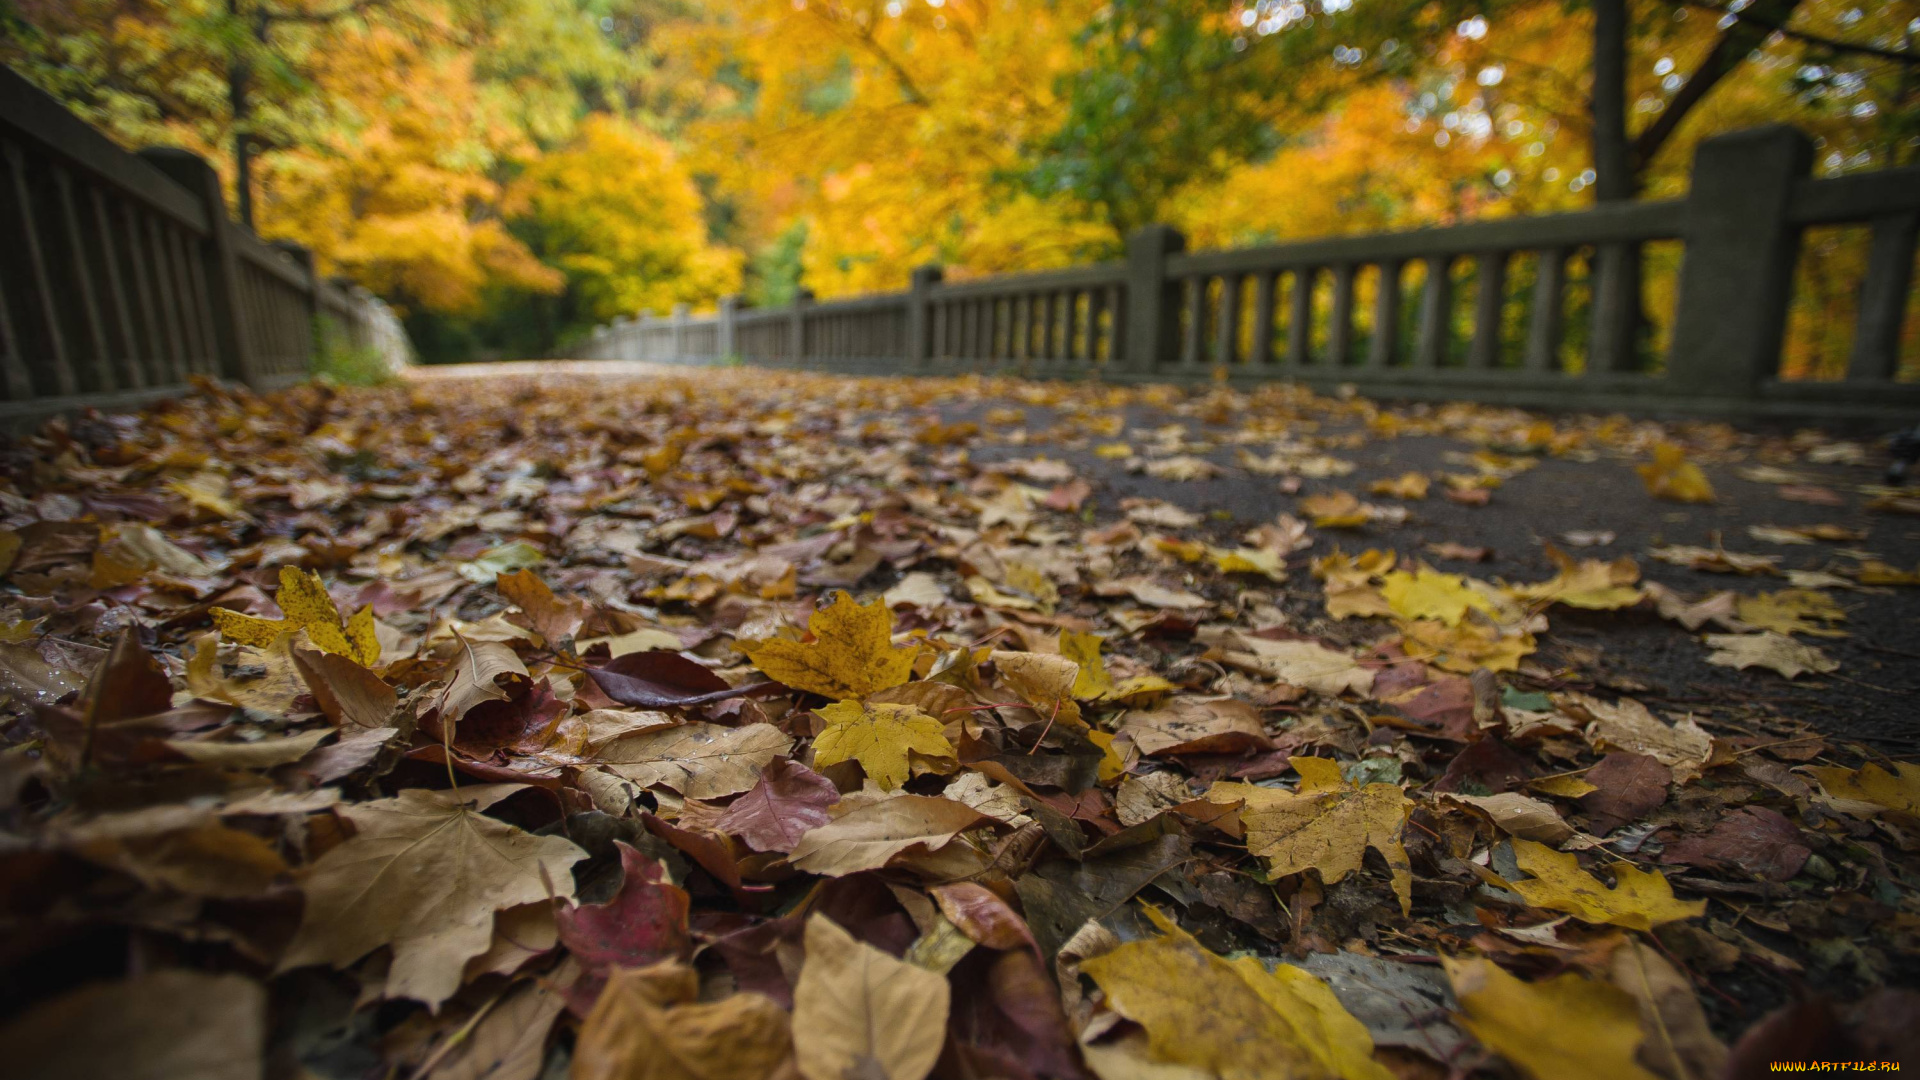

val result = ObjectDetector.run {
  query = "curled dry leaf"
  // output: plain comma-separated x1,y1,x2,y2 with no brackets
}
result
278,784,586,1009
1703,632,1840,679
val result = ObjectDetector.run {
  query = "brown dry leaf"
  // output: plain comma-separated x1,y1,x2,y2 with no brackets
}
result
497,568,592,646
4,969,267,1080
1559,693,1711,783
1096,576,1212,610
738,590,918,699
1608,940,1728,1080
1213,757,1412,916
1079,905,1393,1080
292,646,399,729
792,914,949,1080
593,722,793,799
574,961,792,1080
1215,635,1374,696
165,727,332,767
811,700,955,790
1119,697,1268,756
430,979,565,1080
89,522,216,588
1641,583,1741,632
434,638,529,721
1507,839,1705,932
1445,956,1660,1080
278,784,587,1009
1703,632,1839,679
788,795,987,876
1443,791,1575,844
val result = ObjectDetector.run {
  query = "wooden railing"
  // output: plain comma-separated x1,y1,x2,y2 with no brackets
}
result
580,126,1919,421
0,67,411,431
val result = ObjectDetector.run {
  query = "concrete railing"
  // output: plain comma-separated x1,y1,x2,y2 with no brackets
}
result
580,126,1919,421
0,67,412,431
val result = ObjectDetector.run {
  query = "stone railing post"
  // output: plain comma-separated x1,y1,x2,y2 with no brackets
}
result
138,148,259,387
718,295,740,361
1665,126,1812,399
906,264,943,368
671,303,692,363
1120,224,1185,374
790,288,814,367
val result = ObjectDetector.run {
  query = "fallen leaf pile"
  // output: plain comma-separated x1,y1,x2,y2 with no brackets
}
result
0,370,1916,1078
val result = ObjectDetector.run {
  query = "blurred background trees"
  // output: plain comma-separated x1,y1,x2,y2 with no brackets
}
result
5,0,1914,364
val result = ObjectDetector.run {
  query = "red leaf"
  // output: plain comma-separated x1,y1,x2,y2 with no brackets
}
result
556,841,691,1012
582,650,772,709
713,757,838,852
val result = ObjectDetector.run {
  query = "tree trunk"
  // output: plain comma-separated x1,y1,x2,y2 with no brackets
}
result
1591,0,1632,202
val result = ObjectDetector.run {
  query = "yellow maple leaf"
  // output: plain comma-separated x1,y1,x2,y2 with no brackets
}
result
738,591,917,699
210,566,379,667
1400,618,1535,673
1059,631,1174,704
1368,472,1430,499
1208,546,1287,581
1507,838,1704,931
1512,546,1643,610
1087,730,1134,785
1380,568,1495,626
1080,906,1394,1080
1444,957,1660,1080
1298,490,1370,529
812,700,955,790
1227,757,1413,916
1734,589,1847,637
1636,443,1715,504
1059,631,1113,699
1806,761,1920,816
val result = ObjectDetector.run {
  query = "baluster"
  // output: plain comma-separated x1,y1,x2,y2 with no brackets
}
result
1287,268,1315,366
1105,284,1124,363
1846,212,1918,382
1327,264,1355,367
1247,272,1276,365
86,187,140,389
1415,254,1453,368
1467,251,1509,369
1084,288,1104,363
1215,274,1242,366
1524,248,1568,372
1181,277,1204,365
1588,242,1639,372
1368,260,1404,367
2,141,73,395
143,215,188,383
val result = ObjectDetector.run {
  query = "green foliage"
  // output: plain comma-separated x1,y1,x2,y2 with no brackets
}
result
312,326,393,387
746,221,808,308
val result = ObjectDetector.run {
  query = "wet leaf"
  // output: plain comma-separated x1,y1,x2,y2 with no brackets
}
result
1445,956,1659,1080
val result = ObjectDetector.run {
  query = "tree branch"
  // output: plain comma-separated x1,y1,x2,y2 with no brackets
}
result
1683,0,1920,66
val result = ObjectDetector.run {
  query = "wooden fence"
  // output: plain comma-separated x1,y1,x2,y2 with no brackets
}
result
0,68,410,432
581,126,1919,421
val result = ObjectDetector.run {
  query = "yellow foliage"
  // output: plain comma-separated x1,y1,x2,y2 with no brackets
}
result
1636,444,1716,504
1806,761,1920,816
1081,906,1394,1080
1217,758,1413,916
737,591,917,699
811,700,955,791
1444,957,1660,1080
1507,839,1705,931
211,566,380,667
